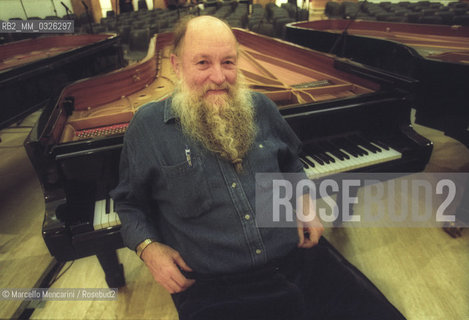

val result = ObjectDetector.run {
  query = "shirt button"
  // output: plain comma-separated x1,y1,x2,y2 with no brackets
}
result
259,144,264,149
255,249,262,255
244,214,251,220
231,182,237,188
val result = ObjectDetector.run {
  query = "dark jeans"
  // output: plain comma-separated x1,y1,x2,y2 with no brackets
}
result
172,237,406,320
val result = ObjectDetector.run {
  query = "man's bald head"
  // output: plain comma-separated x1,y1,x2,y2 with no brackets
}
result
172,15,237,57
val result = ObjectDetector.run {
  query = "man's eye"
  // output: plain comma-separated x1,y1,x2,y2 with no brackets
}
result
197,61,207,65
224,61,235,65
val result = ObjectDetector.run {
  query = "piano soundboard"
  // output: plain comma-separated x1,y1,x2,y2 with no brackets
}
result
93,197,121,230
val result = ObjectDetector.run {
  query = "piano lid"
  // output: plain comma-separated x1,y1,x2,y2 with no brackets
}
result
285,19,469,146
0,33,124,130
0,33,120,80
286,19,469,64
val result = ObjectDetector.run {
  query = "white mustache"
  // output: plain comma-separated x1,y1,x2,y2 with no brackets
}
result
203,83,231,94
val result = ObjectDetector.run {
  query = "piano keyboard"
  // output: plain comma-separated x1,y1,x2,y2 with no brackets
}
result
75,123,128,139
93,197,121,230
301,135,402,179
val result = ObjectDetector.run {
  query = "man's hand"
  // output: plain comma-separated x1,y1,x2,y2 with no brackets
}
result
141,242,195,293
297,193,324,248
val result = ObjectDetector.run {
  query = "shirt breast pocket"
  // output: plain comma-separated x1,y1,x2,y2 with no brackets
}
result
249,139,281,173
157,156,213,219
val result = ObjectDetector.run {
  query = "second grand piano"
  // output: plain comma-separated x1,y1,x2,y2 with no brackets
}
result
286,19,469,147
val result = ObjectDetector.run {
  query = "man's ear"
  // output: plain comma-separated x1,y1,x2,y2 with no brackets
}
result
170,53,180,77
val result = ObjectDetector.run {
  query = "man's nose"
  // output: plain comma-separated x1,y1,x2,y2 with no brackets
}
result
209,64,226,85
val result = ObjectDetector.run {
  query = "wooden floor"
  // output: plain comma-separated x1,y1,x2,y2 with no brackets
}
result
0,107,468,320
0,111,55,320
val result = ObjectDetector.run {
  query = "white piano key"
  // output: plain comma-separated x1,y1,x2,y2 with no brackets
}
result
93,198,121,230
93,199,104,230
108,198,120,227
109,198,121,227
101,199,110,229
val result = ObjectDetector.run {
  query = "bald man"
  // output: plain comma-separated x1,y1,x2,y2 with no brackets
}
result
111,16,406,320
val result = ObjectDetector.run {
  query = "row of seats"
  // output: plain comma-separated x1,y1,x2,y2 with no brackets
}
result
325,1,469,25
94,3,249,60
85,1,307,60
243,3,308,38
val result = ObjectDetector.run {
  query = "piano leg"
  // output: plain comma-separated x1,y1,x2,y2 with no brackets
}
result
442,222,465,238
96,250,126,288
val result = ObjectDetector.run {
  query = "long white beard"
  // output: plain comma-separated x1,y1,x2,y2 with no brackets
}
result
171,73,257,172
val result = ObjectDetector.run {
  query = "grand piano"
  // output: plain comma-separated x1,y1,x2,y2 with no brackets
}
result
285,19,469,147
0,33,125,130
25,29,433,287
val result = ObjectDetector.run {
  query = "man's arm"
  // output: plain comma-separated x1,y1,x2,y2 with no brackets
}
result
297,193,324,248
111,124,195,293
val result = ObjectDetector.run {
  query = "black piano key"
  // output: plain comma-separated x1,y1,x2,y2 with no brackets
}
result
320,141,345,160
356,145,369,156
321,141,347,160
360,142,380,153
329,140,351,160
308,146,328,164
333,137,360,157
300,158,310,168
307,152,325,165
301,154,316,168
332,138,353,156
371,139,391,151
320,152,335,163
345,137,368,156
312,154,326,165
351,135,380,153
303,146,326,165
348,135,371,152
311,148,331,164
363,138,382,153
105,196,110,214
314,143,335,163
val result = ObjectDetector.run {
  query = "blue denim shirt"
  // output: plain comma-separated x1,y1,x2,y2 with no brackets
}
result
110,92,306,274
